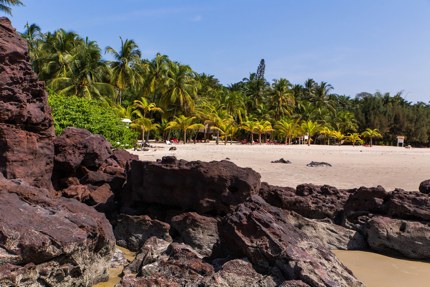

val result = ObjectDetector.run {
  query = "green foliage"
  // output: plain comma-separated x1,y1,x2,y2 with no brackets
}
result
0,0,23,16
48,92,138,148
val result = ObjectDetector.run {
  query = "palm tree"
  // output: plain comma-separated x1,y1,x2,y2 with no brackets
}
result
162,62,198,116
361,128,382,147
254,120,273,144
319,126,334,145
301,120,321,146
143,53,169,103
331,130,345,145
105,37,142,104
133,97,163,118
275,118,298,145
268,78,295,120
130,110,153,143
50,38,115,99
241,120,259,144
0,0,23,15
165,115,204,144
346,133,362,147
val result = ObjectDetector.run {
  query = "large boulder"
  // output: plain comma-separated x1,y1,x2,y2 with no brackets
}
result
343,186,388,218
122,156,261,214
219,196,364,287
419,179,430,194
0,177,115,286
0,17,54,189
365,216,430,259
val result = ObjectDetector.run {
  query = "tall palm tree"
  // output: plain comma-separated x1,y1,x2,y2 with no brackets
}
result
301,120,321,146
166,115,203,144
162,62,198,116
50,38,115,99
269,78,295,120
105,37,142,104
131,110,153,143
0,0,23,15
143,53,169,103
361,128,382,147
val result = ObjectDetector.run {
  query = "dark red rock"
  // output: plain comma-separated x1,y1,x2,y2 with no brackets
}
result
61,183,92,201
0,177,115,286
88,183,115,212
0,17,54,189
344,186,388,218
112,149,138,168
53,127,112,176
114,214,172,252
365,216,430,259
259,183,350,222
419,179,430,194
219,196,364,287
170,212,219,257
280,280,311,287
123,157,261,214
117,277,181,287
383,189,430,221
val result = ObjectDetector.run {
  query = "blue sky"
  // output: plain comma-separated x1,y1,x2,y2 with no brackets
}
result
8,0,430,103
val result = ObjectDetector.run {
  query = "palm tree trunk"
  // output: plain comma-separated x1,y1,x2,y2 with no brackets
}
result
183,129,187,144
251,133,254,145
141,127,145,146
216,130,219,145
370,138,373,147
259,133,262,144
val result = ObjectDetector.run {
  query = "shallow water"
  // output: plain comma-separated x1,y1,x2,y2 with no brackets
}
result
333,250,430,287
93,246,136,287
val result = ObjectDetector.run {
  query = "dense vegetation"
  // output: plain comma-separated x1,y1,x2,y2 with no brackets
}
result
21,25,430,147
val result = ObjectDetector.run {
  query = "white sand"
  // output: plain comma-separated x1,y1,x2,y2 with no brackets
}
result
130,142,430,287
131,142,430,191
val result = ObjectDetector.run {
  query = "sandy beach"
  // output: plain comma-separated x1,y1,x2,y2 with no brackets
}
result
130,142,430,287
132,142,430,191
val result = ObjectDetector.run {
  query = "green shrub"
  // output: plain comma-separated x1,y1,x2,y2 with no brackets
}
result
48,93,138,148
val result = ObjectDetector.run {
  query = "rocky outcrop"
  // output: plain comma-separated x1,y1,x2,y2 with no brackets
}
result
0,177,115,286
219,196,364,287
259,183,350,222
0,17,54,189
365,216,430,259
383,189,430,221
123,156,261,214
52,127,137,213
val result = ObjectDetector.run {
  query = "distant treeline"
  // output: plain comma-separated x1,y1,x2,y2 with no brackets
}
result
22,24,430,147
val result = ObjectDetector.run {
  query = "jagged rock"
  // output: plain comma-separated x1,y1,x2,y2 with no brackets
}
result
365,216,430,259
52,127,135,214
344,186,388,219
0,17,54,189
271,158,291,164
123,236,170,275
53,127,112,176
170,212,219,257
259,183,350,222
383,189,430,221
419,179,430,194
0,177,115,286
114,214,172,252
219,196,364,287
306,161,332,167
121,242,214,286
202,259,278,287
285,211,367,250
123,157,261,214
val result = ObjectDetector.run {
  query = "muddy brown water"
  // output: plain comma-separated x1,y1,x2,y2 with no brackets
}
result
334,250,430,287
93,246,136,287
